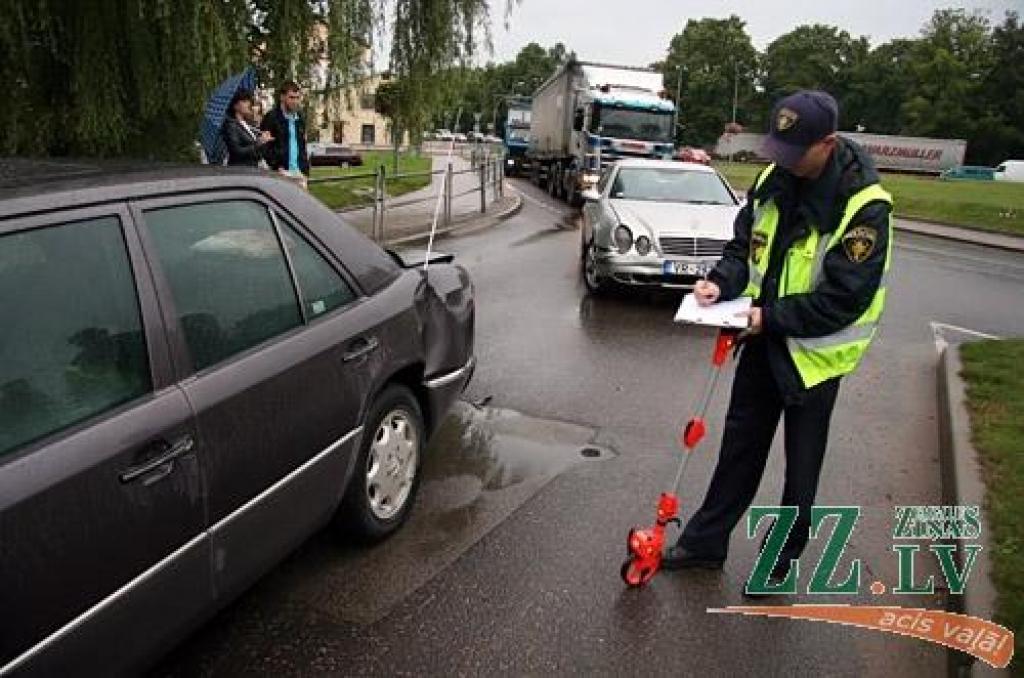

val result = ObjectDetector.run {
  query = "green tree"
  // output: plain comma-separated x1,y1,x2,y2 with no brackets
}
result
842,39,916,134
0,0,497,159
661,16,760,145
978,12,1024,163
901,9,994,135
433,42,571,135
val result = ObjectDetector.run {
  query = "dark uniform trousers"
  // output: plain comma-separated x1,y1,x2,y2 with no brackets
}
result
678,337,841,568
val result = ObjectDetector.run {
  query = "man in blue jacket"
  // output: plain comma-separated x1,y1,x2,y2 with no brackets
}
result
260,80,310,180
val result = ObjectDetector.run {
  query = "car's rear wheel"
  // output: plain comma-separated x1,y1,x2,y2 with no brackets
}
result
337,385,424,542
583,237,609,295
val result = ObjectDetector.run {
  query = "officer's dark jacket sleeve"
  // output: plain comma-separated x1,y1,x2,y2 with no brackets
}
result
763,200,891,338
707,182,757,301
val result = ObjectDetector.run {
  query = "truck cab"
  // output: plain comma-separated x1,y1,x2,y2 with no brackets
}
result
526,60,677,207
573,86,676,186
502,98,532,177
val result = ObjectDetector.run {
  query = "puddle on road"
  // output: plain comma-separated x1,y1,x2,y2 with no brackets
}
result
255,401,613,627
425,401,597,492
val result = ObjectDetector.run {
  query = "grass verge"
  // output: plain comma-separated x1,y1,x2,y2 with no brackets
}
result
309,150,432,210
713,161,1024,237
959,339,1024,646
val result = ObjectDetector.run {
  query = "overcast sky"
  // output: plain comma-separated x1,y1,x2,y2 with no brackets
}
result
487,0,1021,65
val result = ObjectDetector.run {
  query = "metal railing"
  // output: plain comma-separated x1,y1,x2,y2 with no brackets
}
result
307,148,506,243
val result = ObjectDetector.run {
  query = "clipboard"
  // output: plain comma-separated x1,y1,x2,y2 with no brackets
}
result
674,294,752,329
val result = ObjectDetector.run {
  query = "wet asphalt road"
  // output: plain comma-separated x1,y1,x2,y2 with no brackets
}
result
155,179,1024,677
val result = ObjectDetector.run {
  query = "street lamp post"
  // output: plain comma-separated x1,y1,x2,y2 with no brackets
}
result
673,67,683,146
732,60,739,125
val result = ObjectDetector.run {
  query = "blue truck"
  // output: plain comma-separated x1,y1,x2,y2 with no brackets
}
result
501,96,532,177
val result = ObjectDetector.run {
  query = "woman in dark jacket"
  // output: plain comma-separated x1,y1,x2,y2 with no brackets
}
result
221,89,273,167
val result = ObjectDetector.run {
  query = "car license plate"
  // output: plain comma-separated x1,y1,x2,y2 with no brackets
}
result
664,261,711,276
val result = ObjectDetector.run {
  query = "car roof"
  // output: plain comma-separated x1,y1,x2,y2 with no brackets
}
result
0,157,403,295
0,158,288,218
613,158,715,173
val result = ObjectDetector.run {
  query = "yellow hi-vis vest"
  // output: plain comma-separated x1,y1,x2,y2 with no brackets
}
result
741,164,893,389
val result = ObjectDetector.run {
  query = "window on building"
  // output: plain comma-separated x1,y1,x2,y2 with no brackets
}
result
360,92,375,110
361,124,375,145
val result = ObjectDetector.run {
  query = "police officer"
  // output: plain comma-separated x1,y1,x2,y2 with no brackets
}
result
662,90,892,589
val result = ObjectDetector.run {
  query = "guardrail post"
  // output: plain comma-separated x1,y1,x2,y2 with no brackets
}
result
445,162,453,227
371,167,380,241
377,164,387,243
479,161,487,214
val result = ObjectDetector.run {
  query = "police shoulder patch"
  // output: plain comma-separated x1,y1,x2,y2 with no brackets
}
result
750,231,769,265
842,225,877,263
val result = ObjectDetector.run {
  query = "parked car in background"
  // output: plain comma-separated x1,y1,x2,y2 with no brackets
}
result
0,160,475,675
453,132,468,143
675,147,711,165
940,165,994,181
435,129,454,141
580,159,741,294
994,160,1024,182
308,143,363,168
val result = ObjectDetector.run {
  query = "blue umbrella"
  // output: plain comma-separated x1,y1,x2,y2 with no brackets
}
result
199,67,257,165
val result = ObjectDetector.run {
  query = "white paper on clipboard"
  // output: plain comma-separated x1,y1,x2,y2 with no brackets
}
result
674,294,753,328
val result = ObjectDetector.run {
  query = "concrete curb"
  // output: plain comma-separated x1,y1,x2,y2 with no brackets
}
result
896,220,1024,255
381,191,523,248
936,346,1002,678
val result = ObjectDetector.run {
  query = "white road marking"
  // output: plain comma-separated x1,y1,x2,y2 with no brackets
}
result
929,321,1001,354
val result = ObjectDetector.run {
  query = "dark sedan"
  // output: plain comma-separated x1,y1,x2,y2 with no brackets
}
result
308,143,364,168
0,160,474,675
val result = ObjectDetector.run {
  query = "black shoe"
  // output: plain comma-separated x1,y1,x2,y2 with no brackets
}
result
661,545,725,571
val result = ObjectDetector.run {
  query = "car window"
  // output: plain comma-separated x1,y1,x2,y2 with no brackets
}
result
0,216,151,456
597,168,612,194
996,164,1006,173
610,168,736,205
144,200,302,372
277,218,357,318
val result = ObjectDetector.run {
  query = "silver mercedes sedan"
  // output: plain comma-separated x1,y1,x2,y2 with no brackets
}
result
580,158,742,293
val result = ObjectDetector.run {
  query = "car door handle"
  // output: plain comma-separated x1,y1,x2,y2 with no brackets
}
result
342,336,379,363
119,435,195,484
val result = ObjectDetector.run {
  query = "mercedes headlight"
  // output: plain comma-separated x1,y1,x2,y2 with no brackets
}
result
614,226,633,254
635,236,652,256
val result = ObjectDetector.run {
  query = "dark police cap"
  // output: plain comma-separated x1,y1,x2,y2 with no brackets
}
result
760,90,838,169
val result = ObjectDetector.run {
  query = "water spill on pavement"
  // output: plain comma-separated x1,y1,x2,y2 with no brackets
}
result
210,401,614,628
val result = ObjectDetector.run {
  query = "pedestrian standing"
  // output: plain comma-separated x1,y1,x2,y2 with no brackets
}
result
221,89,274,168
661,90,893,594
260,80,310,188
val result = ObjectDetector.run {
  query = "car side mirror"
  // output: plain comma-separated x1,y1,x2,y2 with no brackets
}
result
581,188,600,202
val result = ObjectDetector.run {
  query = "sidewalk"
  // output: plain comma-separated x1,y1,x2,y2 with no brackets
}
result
338,154,516,243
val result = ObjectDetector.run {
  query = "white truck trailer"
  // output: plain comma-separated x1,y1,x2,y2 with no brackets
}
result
715,131,967,174
527,59,676,205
